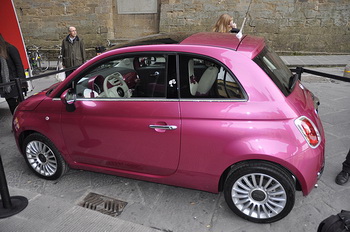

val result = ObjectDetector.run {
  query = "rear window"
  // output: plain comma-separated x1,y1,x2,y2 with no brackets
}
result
253,46,294,96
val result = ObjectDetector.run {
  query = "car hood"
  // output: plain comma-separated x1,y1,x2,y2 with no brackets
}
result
17,92,47,111
16,84,56,111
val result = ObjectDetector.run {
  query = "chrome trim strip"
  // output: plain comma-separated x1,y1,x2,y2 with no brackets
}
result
52,98,179,102
52,98,247,102
179,99,247,102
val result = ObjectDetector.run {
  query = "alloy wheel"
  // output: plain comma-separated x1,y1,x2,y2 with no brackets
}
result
26,140,58,177
231,173,287,219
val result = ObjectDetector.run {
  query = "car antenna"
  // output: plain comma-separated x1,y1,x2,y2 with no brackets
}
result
236,0,253,40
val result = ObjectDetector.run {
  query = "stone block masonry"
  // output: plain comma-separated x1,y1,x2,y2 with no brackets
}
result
14,0,116,60
159,0,350,54
13,0,350,59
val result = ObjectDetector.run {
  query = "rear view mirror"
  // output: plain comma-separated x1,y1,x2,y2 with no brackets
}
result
60,88,76,112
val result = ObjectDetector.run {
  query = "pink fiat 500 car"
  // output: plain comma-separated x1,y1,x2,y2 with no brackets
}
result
13,32,324,223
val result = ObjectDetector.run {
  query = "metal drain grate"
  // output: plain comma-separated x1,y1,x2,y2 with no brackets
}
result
78,192,127,217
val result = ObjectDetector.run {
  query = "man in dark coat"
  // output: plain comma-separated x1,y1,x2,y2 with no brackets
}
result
0,34,26,114
335,149,350,185
61,26,86,77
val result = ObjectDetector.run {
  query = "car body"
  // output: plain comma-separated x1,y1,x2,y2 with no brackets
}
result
13,32,325,223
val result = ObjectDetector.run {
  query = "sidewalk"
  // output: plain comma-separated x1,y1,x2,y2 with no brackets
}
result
1,188,159,232
280,54,350,67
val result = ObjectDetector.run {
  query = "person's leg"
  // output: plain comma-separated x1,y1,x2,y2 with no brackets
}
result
6,97,18,115
342,149,350,173
335,148,350,185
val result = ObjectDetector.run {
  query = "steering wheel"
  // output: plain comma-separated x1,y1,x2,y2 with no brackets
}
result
103,72,131,98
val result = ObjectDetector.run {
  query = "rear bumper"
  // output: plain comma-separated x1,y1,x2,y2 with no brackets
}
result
317,163,324,180
292,143,325,195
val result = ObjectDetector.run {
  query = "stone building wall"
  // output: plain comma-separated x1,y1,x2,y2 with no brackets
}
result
14,0,114,59
113,2,160,40
159,0,350,54
14,0,116,58
14,0,160,58
13,0,350,58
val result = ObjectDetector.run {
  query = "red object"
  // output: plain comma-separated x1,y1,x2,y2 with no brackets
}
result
295,116,321,148
0,0,29,69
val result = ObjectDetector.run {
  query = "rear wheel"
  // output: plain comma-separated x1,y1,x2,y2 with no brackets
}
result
22,133,68,180
224,161,295,223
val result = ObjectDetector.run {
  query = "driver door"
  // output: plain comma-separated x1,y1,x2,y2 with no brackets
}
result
60,54,181,176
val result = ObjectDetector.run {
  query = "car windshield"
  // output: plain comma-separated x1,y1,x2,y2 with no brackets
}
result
253,46,294,96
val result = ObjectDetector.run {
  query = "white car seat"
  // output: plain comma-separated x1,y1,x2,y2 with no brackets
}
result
188,59,218,96
196,66,218,95
188,59,199,96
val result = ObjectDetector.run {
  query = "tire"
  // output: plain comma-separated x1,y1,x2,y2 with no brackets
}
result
224,161,295,223
22,133,68,180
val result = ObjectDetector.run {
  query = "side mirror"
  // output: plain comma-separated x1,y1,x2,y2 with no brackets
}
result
60,88,76,112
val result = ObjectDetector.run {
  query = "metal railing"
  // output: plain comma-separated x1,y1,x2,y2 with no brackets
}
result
291,67,350,83
0,65,80,102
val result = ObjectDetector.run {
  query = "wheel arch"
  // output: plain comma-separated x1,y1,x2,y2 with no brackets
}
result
218,159,302,192
18,130,37,154
18,130,71,164
21,132,69,180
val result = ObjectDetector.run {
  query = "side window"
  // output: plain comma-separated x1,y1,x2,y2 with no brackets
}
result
74,55,168,99
132,55,167,98
217,68,244,99
179,55,244,99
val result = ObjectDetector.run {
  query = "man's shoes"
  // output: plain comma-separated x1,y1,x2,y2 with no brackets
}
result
335,171,349,185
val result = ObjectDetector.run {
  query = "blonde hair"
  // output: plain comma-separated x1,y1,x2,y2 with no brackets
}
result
212,14,233,33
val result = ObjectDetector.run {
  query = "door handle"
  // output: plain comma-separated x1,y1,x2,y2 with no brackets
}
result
149,125,177,130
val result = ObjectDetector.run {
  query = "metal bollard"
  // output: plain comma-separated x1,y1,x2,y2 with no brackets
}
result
344,63,350,78
0,155,28,218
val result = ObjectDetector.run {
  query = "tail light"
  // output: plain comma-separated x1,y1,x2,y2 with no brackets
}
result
295,116,321,148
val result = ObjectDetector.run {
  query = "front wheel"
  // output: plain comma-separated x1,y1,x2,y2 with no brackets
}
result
224,162,295,223
22,133,68,180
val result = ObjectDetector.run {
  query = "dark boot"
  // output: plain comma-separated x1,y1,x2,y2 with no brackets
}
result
335,171,349,185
